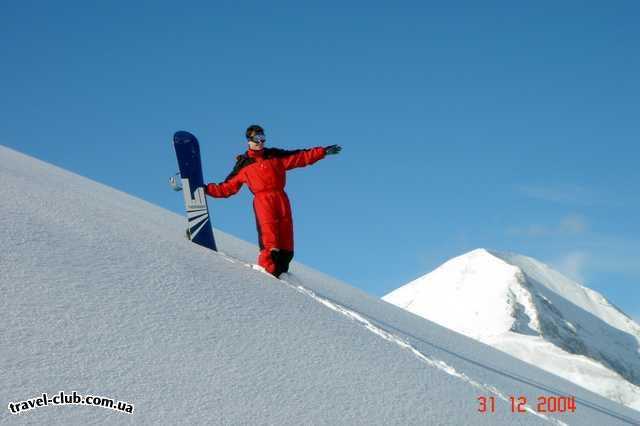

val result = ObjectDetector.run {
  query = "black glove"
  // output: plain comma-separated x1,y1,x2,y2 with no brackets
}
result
325,145,342,155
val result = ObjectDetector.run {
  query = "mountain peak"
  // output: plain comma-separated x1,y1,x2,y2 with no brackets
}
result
384,248,533,339
384,249,640,410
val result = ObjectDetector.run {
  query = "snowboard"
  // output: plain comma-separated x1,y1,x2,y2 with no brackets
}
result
172,130,217,251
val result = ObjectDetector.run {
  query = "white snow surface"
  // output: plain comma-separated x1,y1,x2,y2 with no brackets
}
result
2,144,639,425
383,248,640,412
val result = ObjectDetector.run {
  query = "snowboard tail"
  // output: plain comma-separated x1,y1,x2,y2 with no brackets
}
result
173,131,217,251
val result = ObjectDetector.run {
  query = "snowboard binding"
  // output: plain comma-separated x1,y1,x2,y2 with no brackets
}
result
169,173,183,192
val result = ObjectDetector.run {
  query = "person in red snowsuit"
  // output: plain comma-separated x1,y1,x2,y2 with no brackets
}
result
204,125,341,277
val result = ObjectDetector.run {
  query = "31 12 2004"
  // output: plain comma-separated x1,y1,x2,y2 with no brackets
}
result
477,395,576,414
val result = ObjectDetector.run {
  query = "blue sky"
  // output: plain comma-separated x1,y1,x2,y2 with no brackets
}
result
2,1,639,319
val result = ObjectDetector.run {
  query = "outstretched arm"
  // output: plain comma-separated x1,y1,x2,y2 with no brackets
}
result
204,173,244,198
281,147,328,170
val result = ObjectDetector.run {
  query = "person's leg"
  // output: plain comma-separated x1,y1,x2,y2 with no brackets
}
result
259,218,292,277
253,194,281,275
256,220,280,275
254,192,294,277
278,218,294,273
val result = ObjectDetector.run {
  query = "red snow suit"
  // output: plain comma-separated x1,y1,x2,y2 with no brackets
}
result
204,146,326,275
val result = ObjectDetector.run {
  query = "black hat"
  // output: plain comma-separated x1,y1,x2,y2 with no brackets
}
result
246,124,264,140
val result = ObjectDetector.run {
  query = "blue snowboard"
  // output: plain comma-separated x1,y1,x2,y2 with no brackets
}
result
173,131,217,251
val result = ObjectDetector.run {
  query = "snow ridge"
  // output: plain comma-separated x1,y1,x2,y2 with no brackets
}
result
283,278,566,425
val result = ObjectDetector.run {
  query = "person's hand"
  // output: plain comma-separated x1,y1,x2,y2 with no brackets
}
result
325,145,342,155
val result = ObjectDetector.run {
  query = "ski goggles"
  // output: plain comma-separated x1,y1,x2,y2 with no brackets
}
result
249,133,266,144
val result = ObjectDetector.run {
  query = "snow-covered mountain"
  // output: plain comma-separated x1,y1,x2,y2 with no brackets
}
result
383,248,640,412
2,144,640,425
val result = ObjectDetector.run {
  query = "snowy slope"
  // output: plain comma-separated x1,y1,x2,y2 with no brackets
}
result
2,144,639,425
383,249,640,412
